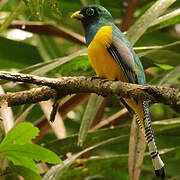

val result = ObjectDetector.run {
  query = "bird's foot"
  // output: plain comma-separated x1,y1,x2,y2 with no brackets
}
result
90,76,100,80
155,167,165,180
90,76,109,83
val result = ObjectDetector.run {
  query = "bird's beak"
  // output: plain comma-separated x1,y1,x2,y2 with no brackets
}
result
71,11,84,20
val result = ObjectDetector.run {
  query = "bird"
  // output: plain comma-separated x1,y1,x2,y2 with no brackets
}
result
71,5,165,179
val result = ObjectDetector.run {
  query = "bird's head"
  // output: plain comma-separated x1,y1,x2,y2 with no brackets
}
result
71,5,113,45
71,5,113,31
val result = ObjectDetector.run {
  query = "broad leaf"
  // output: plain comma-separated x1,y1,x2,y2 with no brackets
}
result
78,94,103,146
135,41,180,53
35,35,63,60
51,55,93,76
43,135,128,180
45,124,130,155
149,9,180,31
43,118,180,179
46,0,61,17
126,0,176,45
140,49,180,69
0,122,39,147
45,154,129,180
10,165,41,180
45,118,180,155
0,1,24,33
0,125,3,143
158,66,180,87
0,36,42,70
6,154,38,173
20,48,87,75
0,143,61,172
128,117,146,180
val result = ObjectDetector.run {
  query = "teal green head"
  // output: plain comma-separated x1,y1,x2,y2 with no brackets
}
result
71,5,114,45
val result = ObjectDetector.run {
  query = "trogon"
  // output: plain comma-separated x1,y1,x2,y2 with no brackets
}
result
71,5,165,179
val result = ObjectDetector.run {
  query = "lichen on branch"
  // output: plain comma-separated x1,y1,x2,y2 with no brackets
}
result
0,71,179,112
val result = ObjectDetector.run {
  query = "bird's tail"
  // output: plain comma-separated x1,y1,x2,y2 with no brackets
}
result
136,101,165,180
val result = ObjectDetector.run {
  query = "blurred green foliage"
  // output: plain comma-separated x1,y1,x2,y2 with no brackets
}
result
0,0,179,179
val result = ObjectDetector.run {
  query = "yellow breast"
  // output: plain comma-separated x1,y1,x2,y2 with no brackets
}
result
87,26,145,124
88,26,127,81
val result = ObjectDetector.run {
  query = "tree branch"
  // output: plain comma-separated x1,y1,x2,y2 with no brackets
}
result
121,0,139,32
1,20,85,45
0,71,179,112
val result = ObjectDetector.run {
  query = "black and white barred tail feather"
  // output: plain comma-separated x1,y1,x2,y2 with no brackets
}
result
136,101,165,180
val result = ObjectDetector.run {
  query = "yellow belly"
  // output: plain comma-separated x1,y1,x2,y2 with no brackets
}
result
88,26,127,81
88,26,144,127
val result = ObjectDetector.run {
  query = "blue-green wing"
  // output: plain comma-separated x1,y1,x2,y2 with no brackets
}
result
107,35,138,84
110,25,146,85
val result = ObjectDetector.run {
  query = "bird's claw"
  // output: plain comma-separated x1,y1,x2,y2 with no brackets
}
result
90,76,109,83
90,76,100,80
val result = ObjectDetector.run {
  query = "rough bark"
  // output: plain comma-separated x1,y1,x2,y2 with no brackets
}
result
0,71,179,112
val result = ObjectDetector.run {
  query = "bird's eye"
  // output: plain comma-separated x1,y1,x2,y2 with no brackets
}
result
86,8,95,16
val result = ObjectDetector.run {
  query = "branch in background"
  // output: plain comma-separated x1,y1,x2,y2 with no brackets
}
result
0,71,179,112
91,99,107,127
0,86,14,134
126,0,176,45
121,0,138,31
2,20,86,45
91,108,129,130
59,93,90,119
40,101,66,139
35,118,51,142
34,93,90,141
0,86,14,175
145,68,158,78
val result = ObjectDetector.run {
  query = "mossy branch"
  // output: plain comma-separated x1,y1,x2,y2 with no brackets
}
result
0,71,179,112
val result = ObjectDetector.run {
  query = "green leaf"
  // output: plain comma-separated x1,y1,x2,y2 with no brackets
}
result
45,118,180,155
43,135,128,180
0,36,42,70
158,66,180,87
45,124,130,155
6,154,38,173
45,154,129,180
35,35,63,60
10,165,41,180
0,144,61,172
51,55,93,76
136,30,179,47
20,48,87,75
128,117,146,180
140,49,180,69
23,0,42,19
0,1,24,33
43,118,180,179
0,124,3,143
15,105,35,125
46,0,61,17
149,9,180,31
0,122,39,147
126,0,176,45
156,63,174,70
78,94,104,146
135,41,180,52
